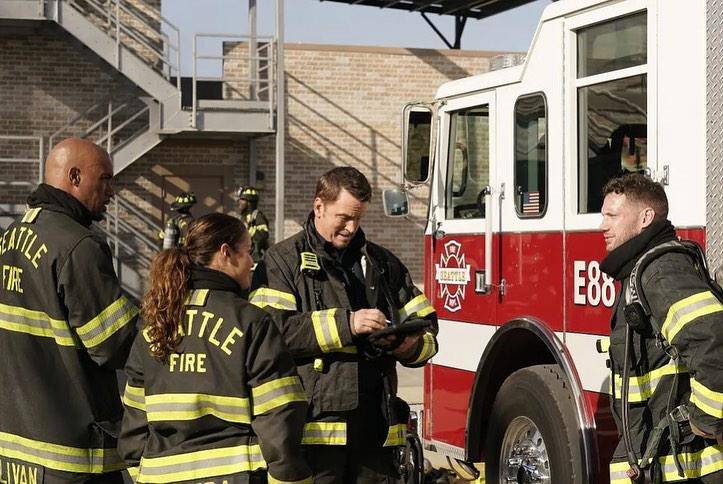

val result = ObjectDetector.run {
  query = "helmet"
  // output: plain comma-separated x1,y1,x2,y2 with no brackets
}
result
170,192,197,211
237,186,259,203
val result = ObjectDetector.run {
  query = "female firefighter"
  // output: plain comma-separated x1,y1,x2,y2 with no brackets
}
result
118,213,311,484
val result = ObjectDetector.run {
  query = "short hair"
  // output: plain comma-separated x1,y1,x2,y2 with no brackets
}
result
315,167,372,203
602,173,668,220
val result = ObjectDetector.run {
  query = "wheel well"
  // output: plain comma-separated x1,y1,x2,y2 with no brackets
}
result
464,321,558,462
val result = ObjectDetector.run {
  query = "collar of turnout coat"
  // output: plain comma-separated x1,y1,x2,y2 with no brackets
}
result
304,211,367,266
26,183,98,227
190,264,243,295
600,219,677,281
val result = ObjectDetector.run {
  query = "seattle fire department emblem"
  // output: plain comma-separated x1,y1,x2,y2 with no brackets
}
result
435,240,471,312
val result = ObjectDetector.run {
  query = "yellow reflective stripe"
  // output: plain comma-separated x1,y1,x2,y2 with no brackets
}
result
0,303,77,346
0,431,124,474
268,476,312,484
76,295,138,348
123,383,146,411
312,309,343,353
383,423,407,447
145,393,251,424
613,362,688,402
658,444,723,481
127,466,139,481
184,289,209,306
690,378,723,418
249,287,297,311
609,460,633,484
398,294,435,321
251,376,307,415
21,207,41,224
662,291,723,343
248,226,257,237
410,331,437,365
254,224,269,232
138,444,266,483
301,422,347,445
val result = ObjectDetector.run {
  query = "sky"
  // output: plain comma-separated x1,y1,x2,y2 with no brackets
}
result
162,0,552,76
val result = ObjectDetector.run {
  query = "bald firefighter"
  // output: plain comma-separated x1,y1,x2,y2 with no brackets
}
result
0,138,138,483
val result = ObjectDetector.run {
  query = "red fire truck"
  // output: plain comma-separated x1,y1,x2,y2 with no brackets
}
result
383,0,713,482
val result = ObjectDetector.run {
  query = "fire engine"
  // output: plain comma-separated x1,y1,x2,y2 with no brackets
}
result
383,0,712,482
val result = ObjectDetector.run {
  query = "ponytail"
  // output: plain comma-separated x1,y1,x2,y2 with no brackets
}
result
142,247,191,361
142,212,247,362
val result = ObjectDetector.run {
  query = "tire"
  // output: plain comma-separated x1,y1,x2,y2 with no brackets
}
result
399,432,424,484
484,364,584,484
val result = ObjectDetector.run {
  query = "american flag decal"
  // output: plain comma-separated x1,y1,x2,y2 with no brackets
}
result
522,191,540,214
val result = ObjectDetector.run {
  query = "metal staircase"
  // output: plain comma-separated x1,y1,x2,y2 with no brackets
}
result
0,0,277,173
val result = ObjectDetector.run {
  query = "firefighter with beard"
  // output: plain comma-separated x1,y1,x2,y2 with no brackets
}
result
0,138,138,483
599,174,722,483
250,167,438,483
237,186,269,267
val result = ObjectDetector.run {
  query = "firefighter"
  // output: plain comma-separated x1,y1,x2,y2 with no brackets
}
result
160,192,196,249
250,167,438,483
0,138,138,483
118,213,311,484
237,186,269,265
599,174,722,483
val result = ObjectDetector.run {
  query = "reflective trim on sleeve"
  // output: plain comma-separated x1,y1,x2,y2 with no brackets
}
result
398,294,435,322
251,376,307,415
658,444,723,481
0,431,125,474
301,422,347,445
76,295,138,348
312,309,344,353
137,444,266,483
254,224,269,233
249,288,297,311
612,361,688,402
662,291,723,343
268,476,313,484
144,393,251,424
126,466,139,481
0,303,77,347
610,445,723,483
383,423,407,447
409,332,437,365
21,207,42,224
690,378,723,418
122,383,146,411
185,289,210,307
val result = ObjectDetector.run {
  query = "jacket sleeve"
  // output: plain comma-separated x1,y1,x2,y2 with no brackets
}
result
117,332,149,479
250,248,355,358
642,253,723,435
247,313,312,484
391,258,439,368
58,236,138,368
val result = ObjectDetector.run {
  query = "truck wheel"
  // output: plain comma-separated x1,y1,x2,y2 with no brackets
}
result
484,365,584,484
399,432,424,484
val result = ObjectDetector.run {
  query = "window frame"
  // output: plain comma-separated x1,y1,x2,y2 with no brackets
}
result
513,91,549,219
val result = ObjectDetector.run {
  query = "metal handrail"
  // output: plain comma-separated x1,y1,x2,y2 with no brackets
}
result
192,34,276,129
62,0,181,101
0,135,44,184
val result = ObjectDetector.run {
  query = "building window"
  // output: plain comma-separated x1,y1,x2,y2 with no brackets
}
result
514,94,547,218
577,11,647,214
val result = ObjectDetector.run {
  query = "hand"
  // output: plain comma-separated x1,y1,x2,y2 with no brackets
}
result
690,422,723,445
392,333,422,359
349,309,387,336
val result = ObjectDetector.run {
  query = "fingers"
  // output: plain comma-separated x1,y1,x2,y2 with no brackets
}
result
351,309,388,335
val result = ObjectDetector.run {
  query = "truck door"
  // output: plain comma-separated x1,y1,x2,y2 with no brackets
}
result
427,91,497,448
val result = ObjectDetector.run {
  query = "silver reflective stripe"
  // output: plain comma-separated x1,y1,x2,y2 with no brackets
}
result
77,296,136,346
0,304,75,346
138,445,265,481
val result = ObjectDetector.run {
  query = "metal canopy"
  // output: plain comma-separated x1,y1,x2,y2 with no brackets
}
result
318,0,546,48
318,0,541,20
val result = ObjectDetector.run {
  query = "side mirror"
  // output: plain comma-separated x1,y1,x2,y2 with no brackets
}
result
382,188,410,218
402,104,433,184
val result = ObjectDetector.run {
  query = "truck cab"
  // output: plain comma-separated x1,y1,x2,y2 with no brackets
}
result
385,1,707,482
